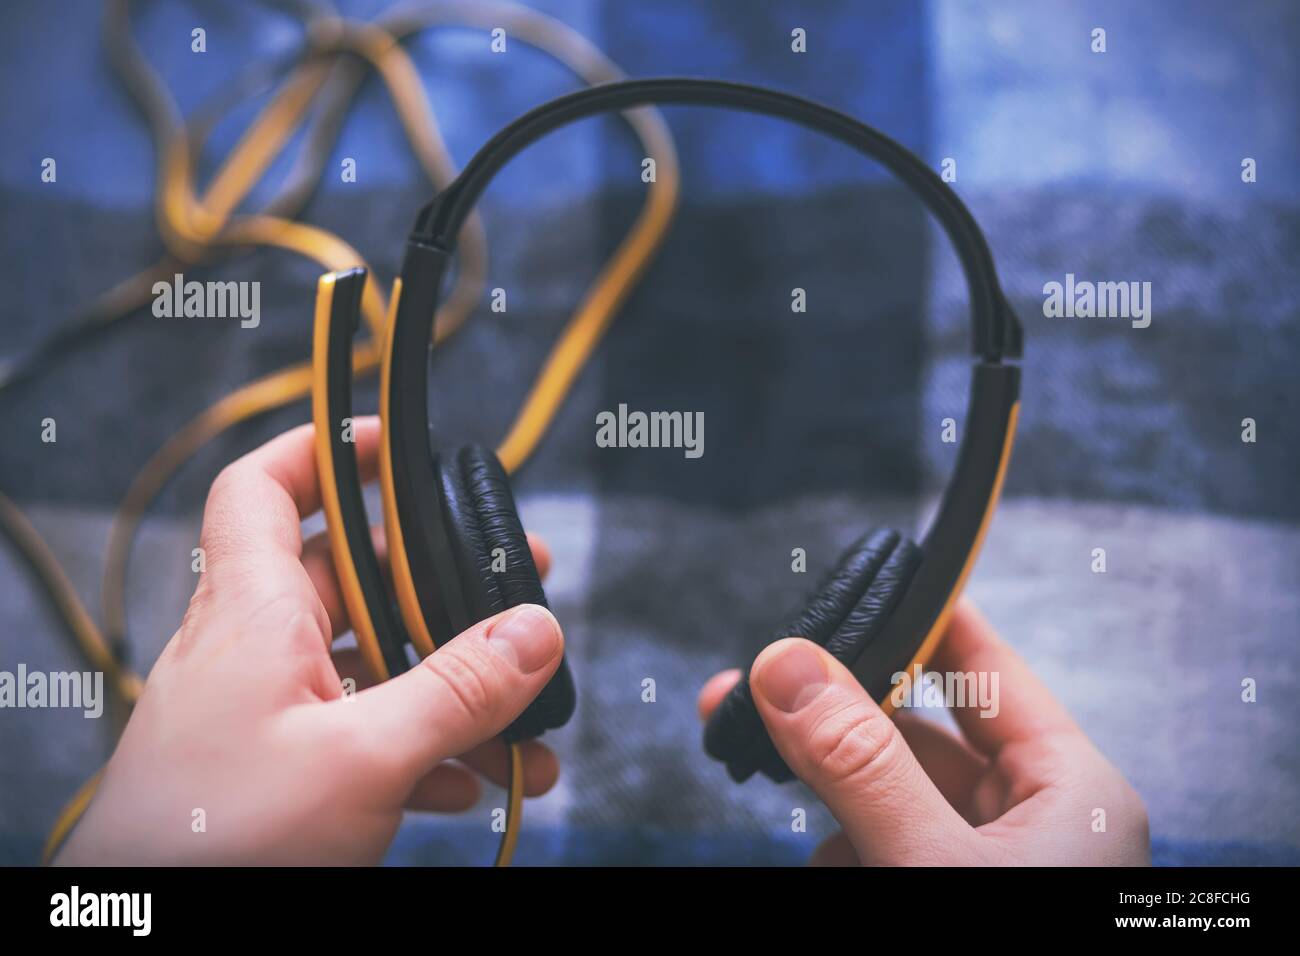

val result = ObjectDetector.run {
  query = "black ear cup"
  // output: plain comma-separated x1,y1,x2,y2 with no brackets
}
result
433,444,577,741
703,527,921,782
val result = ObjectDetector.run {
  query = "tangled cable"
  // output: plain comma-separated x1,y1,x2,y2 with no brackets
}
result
0,0,678,866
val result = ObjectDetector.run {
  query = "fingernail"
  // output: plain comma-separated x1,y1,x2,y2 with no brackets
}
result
487,604,560,674
756,641,828,713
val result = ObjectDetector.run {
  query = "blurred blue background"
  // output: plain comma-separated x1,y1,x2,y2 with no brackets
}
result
1,0,1297,865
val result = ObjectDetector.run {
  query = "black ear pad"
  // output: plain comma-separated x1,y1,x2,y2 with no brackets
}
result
703,527,922,783
432,444,576,742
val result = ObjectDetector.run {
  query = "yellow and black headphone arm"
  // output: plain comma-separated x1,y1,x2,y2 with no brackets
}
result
312,268,524,867
312,271,410,682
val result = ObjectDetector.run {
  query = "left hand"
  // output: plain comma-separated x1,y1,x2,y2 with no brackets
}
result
56,417,564,865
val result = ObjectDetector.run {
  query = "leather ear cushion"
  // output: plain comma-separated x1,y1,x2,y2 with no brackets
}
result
703,527,921,783
433,444,576,742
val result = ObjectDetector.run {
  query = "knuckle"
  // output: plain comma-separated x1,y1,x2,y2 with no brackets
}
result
805,702,899,788
421,642,505,722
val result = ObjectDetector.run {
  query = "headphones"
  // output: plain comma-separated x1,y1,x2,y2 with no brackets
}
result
312,77,1022,834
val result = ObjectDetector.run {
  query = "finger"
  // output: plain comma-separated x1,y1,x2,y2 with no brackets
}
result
200,417,381,572
697,669,742,721
749,637,984,865
303,524,388,638
459,738,560,797
893,713,988,824
405,762,481,813
308,527,550,640
330,647,559,795
927,599,1080,756
808,832,859,867
335,604,564,779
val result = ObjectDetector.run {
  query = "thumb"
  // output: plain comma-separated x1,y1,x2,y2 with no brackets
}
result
749,637,984,865
338,604,563,781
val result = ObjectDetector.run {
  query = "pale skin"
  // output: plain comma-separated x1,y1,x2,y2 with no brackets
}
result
697,604,1151,865
58,418,1149,865
57,417,566,865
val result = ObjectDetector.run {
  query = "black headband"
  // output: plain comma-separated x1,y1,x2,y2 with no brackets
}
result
410,77,1022,361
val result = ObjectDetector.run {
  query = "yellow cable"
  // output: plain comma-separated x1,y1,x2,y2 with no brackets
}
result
104,0,681,686
41,770,106,867
372,3,682,469
45,3,450,861
102,0,679,688
493,743,525,867
0,496,140,705
102,6,492,650
35,0,681,865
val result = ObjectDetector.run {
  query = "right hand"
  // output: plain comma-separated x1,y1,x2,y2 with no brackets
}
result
698,599,1149,865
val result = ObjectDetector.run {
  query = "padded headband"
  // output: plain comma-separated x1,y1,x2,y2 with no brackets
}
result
385,77,1023,700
